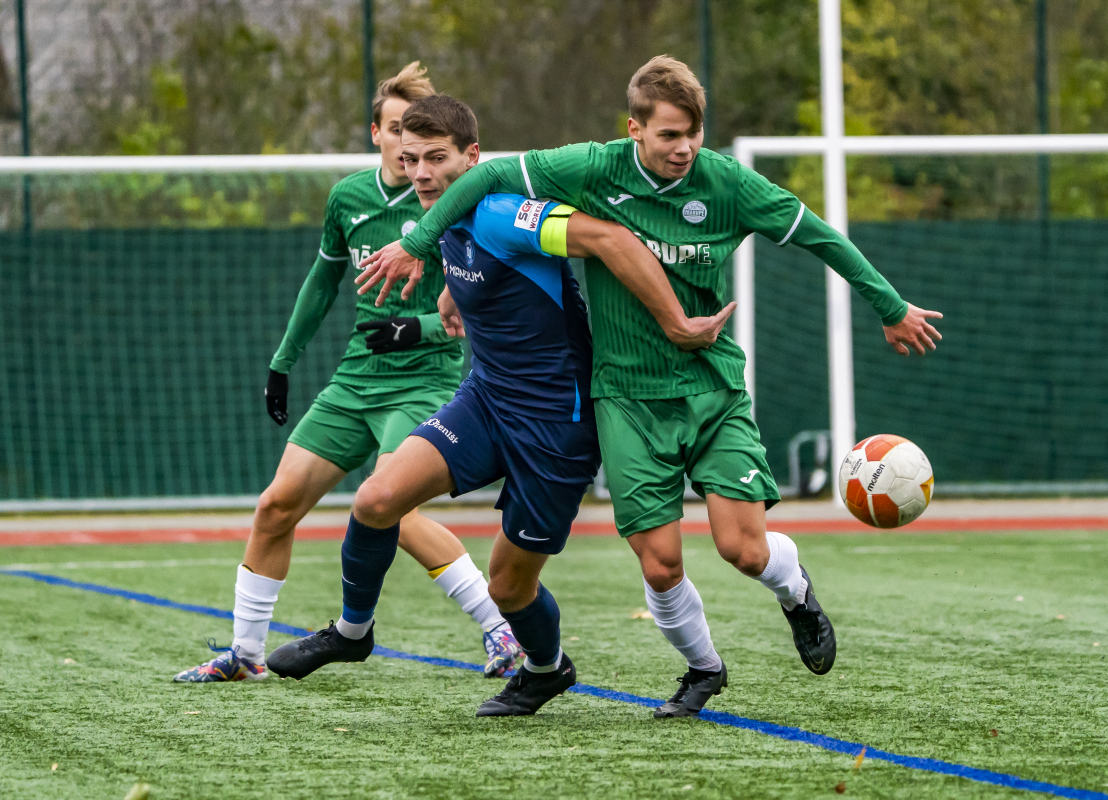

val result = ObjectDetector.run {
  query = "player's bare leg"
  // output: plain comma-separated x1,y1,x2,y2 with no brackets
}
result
174,444,345,683
383,449,521,676
705,495,836,674
626,521,727,717
243,444,348,580
476,533,576,717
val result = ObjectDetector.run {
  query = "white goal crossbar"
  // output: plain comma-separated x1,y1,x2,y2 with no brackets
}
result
0,152,522,174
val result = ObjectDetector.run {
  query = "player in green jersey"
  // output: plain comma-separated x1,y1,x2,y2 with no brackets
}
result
174,63,523,685
359,56,943,718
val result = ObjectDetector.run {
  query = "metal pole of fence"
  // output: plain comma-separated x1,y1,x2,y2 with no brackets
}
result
699,0,713,149
16,0,31,233
363,0,376,153
1035,0,1050,219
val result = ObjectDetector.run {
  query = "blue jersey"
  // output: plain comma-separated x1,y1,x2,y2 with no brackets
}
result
438,194,592,422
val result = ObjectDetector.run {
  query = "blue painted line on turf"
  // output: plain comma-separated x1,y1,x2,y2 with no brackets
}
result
4,567,1106,800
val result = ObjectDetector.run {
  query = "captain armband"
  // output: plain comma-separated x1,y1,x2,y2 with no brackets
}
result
538,204,577,257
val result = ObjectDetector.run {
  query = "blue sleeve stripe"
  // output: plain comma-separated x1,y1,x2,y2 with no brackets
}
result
572,380,582,422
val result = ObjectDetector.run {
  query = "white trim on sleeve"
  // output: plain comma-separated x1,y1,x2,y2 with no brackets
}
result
318,249,347,262
519,153,536,199
775,203,806,246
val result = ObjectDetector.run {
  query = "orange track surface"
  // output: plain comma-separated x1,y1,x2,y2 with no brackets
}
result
2,516,1106,547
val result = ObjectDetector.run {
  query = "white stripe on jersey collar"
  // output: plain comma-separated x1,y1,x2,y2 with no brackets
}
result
632,143,684,194
375,168,416,206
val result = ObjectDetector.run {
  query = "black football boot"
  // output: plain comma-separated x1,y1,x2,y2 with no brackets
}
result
653,662,728,718
476,653,577,717
781,566,836,674
266,621,375,680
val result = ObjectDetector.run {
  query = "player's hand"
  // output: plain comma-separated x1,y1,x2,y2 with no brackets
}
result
355,241,425,307
667,302,737,350
438,289,465,338
265,370,289,426
356,317,421,354
884,303,943,356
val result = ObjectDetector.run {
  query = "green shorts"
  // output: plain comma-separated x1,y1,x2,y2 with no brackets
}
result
287,379,457,474
595,388,780,537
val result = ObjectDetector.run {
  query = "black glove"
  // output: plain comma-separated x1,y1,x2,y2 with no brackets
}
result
265,370,289,426
356,316,421,354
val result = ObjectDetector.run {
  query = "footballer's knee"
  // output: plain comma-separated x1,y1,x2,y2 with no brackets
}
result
639,553,684,593
488,576,533,613
254,484,304,537
353,479,404,528
716,532,770,577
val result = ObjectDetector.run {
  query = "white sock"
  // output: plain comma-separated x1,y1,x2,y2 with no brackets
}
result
524,649,563,673
644,575,723,673
336,616,372,640
432,553,506,632
759,531,808,611
232,565,284,663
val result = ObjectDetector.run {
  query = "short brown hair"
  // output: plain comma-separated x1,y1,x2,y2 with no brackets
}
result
400,95,479,152
627,55,706,132
373,61,436,126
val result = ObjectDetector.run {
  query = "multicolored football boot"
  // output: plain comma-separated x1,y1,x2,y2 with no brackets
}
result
173,639,267,683
483,623,523,678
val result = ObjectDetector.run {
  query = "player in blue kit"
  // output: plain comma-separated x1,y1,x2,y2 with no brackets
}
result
266,95,734,716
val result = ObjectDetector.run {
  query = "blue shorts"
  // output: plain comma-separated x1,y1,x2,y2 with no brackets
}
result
409,377,601,555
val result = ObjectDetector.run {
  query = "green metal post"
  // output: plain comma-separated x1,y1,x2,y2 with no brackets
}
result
699,0,713,149
1036,0,1050,219
16,0,31,232
363,0,376,153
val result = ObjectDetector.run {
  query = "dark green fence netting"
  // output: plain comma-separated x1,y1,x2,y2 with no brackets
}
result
2,220,1106,500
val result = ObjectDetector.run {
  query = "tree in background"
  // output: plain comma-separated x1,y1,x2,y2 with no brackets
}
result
13,0,1108,224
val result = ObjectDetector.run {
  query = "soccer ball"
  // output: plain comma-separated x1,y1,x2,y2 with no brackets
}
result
838,434,934,528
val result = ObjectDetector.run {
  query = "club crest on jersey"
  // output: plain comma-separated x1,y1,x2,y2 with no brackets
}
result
401,220,417,236
464,239,475,266
682,201,708,224
514,199,548,232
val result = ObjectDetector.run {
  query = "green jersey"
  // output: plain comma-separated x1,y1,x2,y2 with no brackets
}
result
400,140,907,400
270,168,463,386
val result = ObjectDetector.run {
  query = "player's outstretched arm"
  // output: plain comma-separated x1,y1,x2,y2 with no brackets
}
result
356,157,530,306
565,212,735,350
358,148,591,306
786,208,943,356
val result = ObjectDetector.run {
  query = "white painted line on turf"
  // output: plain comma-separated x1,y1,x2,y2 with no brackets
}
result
851,543,1098,554
0,555,340,571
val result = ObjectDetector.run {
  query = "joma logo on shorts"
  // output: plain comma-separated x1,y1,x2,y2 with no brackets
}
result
445,264,484,283
633,234,712,265
421,417,458,444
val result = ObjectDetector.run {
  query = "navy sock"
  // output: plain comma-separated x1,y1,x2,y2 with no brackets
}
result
340,513,400,624
501,583,561,668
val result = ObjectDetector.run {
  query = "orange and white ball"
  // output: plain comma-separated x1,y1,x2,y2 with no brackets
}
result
838,435,934,528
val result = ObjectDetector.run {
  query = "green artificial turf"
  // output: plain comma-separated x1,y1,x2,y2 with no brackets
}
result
1,529,1106,800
